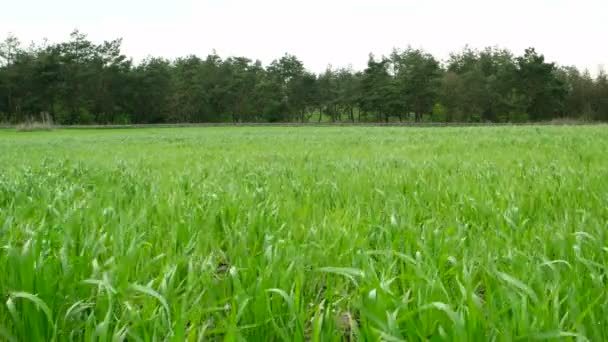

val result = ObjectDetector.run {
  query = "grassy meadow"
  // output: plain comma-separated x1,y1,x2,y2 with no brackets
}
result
1,126,608,341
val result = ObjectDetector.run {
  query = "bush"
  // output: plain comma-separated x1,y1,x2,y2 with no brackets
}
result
431,103,447,122
113,113,132,125
470,113,482,123
421,114,433,122
78,108,95,124
508,112,529,123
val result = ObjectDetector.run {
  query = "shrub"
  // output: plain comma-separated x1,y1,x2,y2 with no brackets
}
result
77,108,95,124
508,112,529,123
113,113,132,125
431,103,447,122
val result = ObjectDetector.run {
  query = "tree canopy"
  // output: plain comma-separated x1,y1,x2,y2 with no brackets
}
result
1,31,606,124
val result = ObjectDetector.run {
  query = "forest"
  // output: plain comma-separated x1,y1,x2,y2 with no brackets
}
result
1,31,607,124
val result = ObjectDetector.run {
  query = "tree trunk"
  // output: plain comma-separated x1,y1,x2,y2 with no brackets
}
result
337,105,341,122
7,86,12,116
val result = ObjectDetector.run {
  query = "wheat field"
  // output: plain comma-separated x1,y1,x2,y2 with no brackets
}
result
1,126,607,341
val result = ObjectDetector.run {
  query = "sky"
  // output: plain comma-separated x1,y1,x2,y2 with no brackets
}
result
1,0,606,73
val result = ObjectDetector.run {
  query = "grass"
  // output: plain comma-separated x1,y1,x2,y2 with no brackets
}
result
15,113,55,132
0,126,607,341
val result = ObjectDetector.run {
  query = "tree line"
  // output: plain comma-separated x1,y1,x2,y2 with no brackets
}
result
1,31,607,124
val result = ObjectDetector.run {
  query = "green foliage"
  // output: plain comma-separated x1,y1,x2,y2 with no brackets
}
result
77,108,95,124
444,47,520,122
508,111,529,123
112,113,131,125
359,55,392,122
516,48,566,121
432,103,447,122
0,32,607,124
595,71,608,121
392,47,442,121
1,126,608,340
52,103,72,125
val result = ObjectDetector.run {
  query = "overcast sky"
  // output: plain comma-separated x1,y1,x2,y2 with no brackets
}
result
1,0,606,73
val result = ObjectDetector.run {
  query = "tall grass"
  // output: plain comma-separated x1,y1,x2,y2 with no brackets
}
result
0,126,607,340
15,112,54,132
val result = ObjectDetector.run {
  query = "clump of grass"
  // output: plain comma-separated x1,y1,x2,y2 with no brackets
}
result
548,117,593,125
0,126,607,340
15,112,54,132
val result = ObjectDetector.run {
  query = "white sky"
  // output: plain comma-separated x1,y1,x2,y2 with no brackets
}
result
1,0,606,73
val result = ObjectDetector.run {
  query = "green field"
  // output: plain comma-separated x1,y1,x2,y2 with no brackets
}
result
1,126,608,341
